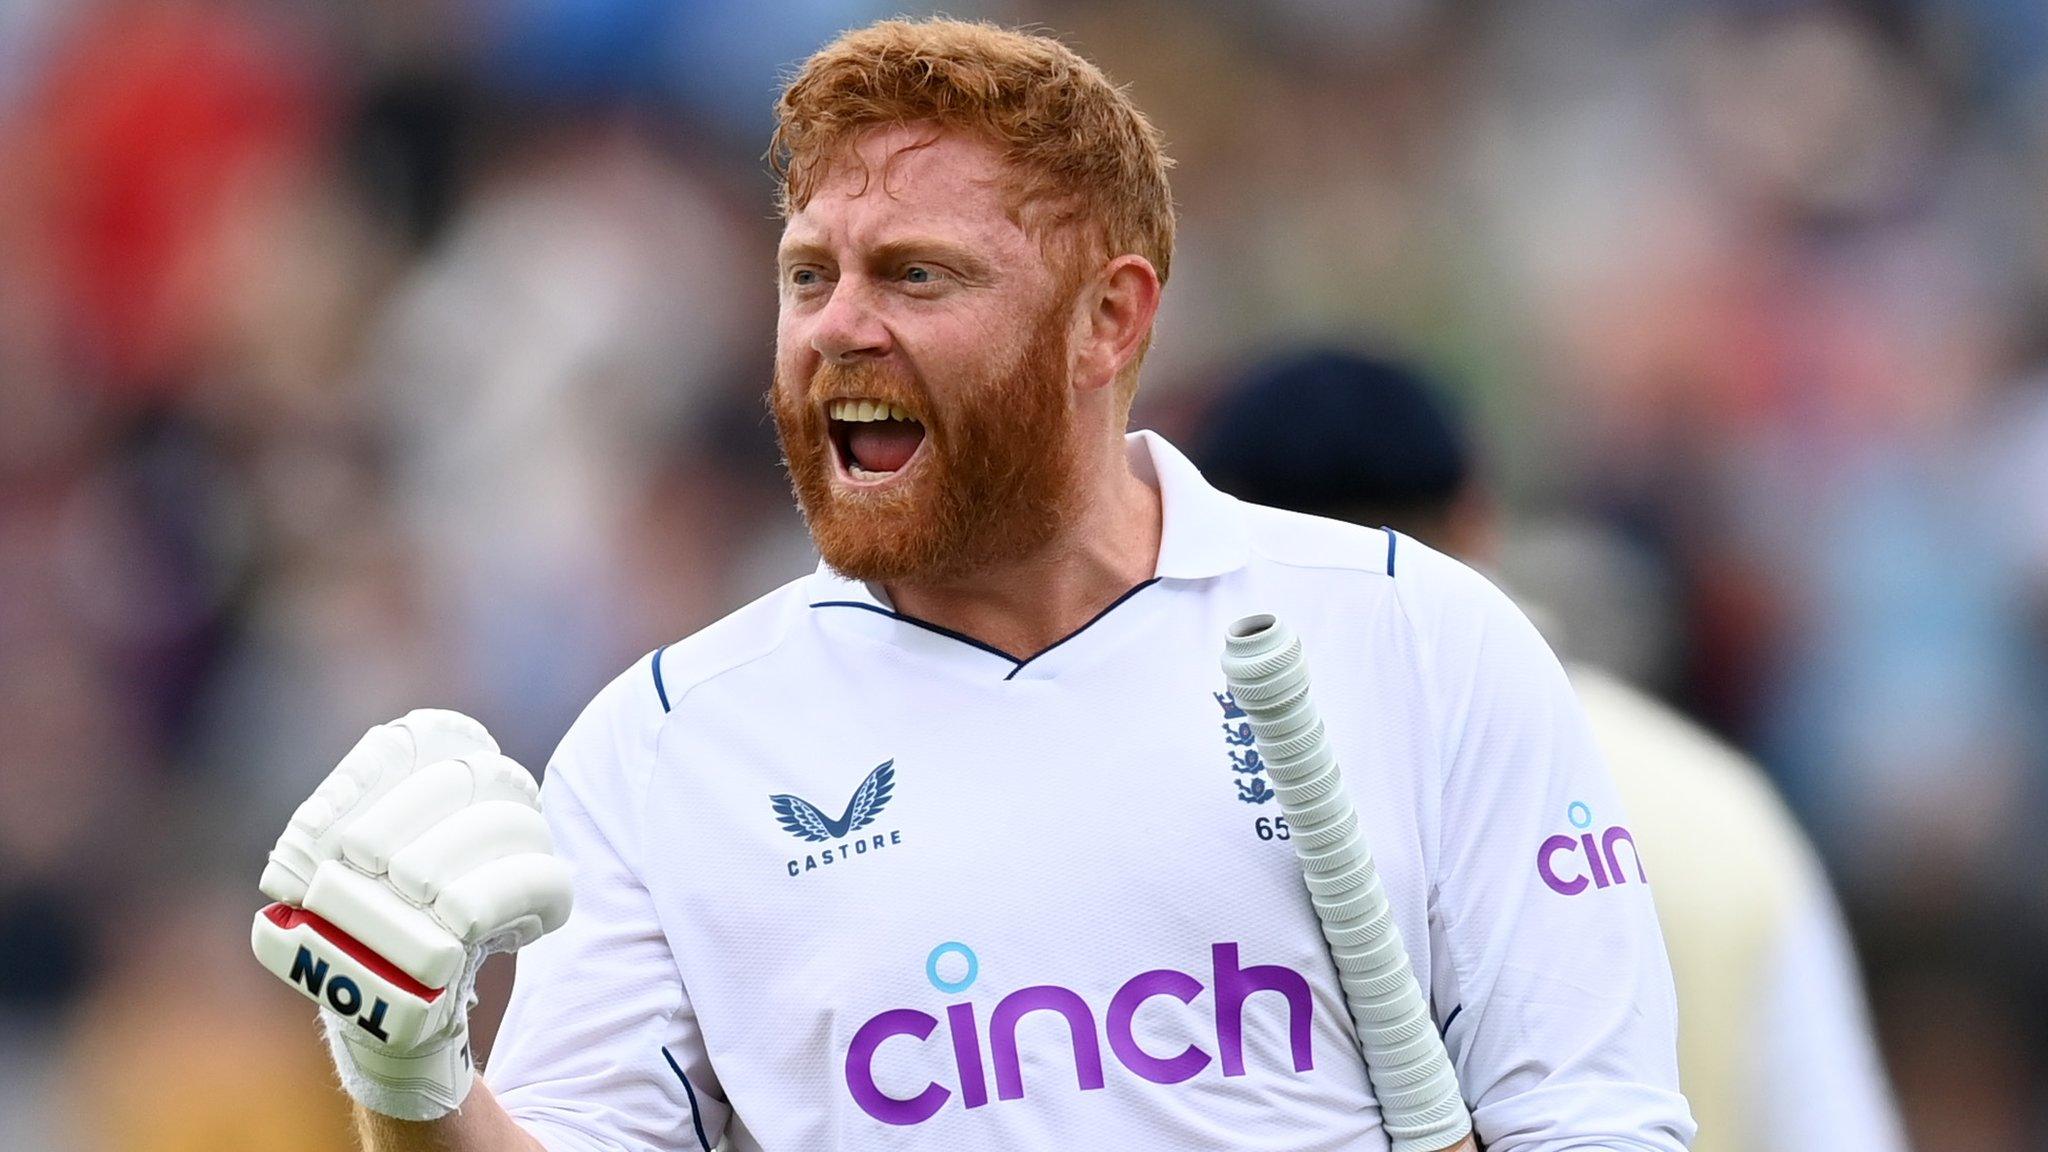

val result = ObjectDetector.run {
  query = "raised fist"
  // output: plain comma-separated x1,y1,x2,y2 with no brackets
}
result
250,709,573,1119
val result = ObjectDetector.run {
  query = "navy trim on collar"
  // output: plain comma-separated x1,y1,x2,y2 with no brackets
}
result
807,600,1023,664
809,577,1163,678
1003,578,1161,680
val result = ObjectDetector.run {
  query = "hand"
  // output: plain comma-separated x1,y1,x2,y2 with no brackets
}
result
250,709,573,1120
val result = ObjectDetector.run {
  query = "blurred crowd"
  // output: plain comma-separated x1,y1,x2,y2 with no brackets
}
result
2,0,2046,1147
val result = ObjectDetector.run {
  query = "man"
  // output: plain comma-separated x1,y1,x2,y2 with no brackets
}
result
251,20,1694,1151
1195,348,1908,1152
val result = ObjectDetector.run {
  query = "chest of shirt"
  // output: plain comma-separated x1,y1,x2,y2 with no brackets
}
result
637,623,1442,1040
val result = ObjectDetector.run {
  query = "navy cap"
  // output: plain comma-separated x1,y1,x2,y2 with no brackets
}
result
1191,348,1473,519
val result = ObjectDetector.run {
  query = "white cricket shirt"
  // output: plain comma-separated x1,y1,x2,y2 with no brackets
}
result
487,432,1696,1151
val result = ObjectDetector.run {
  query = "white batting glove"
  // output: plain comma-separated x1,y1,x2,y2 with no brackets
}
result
250,709,573,1120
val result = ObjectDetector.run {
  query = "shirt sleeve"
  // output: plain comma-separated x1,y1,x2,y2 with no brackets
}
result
1754,885,1908,1152
486,654,730,1152
1398,543,1696,1150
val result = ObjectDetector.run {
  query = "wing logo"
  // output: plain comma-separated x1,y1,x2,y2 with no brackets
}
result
773,760,897,843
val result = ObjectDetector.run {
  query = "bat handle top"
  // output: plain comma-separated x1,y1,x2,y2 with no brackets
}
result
1226,613,1278,639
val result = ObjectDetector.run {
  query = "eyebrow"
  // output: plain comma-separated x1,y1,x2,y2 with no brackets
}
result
777,237,996,282
776,238,832,267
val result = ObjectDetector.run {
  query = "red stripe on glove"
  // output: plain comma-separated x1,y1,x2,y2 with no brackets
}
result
262,902,445,1003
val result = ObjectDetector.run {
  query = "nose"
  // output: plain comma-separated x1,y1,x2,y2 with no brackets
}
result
808,278,893,364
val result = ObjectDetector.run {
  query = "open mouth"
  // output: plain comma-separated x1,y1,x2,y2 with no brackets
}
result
826,398,928,484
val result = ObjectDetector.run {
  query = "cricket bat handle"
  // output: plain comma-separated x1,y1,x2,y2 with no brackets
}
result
1222,613,1474,1152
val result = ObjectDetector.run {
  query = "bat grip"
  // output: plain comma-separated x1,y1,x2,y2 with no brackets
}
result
1223,614,1474,1152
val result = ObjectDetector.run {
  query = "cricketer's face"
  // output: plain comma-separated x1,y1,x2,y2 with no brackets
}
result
773,125,1083,584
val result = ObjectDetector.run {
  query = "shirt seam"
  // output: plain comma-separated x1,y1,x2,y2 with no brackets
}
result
661,627,806,724
543,735,686,1018
1241,536,1397,579
661,1045,714,1152
641,633,801,1040
1381,540,1475,1048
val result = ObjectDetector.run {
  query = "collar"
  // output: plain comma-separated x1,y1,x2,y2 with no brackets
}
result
805,429,1251,603
1130,429,1251,580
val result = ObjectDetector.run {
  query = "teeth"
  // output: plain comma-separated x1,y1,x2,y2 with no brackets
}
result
828,399,919,424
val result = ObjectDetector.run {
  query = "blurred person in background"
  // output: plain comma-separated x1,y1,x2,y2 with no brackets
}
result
0,1,798,1149
1194,348,1910,1152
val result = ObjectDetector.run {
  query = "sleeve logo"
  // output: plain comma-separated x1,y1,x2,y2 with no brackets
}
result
1537,801,1646,896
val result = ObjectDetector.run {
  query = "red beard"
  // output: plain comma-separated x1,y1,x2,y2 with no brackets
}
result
772,303,1079,584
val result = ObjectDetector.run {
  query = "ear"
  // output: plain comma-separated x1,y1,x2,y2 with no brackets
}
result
1070,255,1162,395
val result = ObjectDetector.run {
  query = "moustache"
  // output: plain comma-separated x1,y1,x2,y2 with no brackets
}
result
801,361,928,416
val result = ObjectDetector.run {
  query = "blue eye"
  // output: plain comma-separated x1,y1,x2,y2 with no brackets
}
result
790,268,819,286
904,266,933,284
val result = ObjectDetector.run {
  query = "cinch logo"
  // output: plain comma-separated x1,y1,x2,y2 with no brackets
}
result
1537,801,1646,896
844,941,1314,1126
773,760,905,877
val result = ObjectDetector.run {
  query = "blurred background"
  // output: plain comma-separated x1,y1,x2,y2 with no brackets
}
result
1,0,2044,1147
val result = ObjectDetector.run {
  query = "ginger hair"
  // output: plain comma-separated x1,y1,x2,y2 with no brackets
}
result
772,18,1175,403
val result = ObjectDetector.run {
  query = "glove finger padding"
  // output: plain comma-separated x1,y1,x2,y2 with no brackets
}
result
434,852,575,952
339,754,539,877
256,759,570,1027
261,711,498,906
300,861,468,988
388,802,554,904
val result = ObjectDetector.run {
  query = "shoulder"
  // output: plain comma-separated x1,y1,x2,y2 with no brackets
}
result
545,576,812,836
1234,508,1552,725
1237,500,1399,578
1232,499,1552,676
553,576,810,775
646,574,814,716
1237,502,1511,624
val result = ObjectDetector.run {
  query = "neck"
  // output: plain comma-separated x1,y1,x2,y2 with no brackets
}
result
882,435,1162,660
